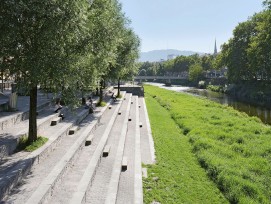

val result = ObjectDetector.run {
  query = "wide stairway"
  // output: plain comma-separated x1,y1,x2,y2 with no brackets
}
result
0,90,154,204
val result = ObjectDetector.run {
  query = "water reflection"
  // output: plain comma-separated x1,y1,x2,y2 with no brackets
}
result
145,82,271,124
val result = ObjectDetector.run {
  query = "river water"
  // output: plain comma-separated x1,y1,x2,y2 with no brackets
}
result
146,82,271,125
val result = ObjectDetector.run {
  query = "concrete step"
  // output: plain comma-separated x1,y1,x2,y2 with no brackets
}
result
0,100,52,132
43,93,127,204
1,91,118,203
50,116,62,126
79,93,131,204
0,106,68,161
85,134,94,146
0,106,91,201
69,126,79,135
116,95,143,204
103,145,111,157
138,97,156,165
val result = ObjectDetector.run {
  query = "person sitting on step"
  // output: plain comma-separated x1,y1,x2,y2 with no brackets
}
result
111,93,117,102
54,101,62,113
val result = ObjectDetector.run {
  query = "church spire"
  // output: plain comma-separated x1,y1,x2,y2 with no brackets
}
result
214,39,218,56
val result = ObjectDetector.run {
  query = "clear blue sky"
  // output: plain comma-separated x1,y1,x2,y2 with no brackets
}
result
118,0,264,53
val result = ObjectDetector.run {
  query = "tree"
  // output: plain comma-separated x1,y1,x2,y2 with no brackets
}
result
0,0,90,142
220,18,257,83
107,27,140,97
248,9,271,80
188,63,204,83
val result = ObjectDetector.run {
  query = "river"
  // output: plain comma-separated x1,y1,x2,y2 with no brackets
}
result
145,82,271,125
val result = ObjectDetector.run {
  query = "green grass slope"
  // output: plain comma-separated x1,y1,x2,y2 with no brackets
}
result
144,85,271,204
144,90,228,204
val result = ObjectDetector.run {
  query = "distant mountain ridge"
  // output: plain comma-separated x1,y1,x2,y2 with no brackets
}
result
139,49,204,62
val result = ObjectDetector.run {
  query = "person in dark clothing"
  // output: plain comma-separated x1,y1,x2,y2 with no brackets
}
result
111,93,116,102
54,101,62,113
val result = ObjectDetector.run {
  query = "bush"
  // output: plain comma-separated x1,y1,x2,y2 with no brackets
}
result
198,80,206,89
207,85,224,93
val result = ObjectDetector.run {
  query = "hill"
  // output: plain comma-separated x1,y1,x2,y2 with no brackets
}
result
139,49,204,62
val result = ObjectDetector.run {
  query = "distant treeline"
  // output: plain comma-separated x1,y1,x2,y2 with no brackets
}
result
138,54,222,83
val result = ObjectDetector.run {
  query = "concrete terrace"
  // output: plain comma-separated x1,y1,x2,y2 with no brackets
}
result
0,87,155,203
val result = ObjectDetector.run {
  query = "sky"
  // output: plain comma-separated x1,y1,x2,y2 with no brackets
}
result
118,0,264,53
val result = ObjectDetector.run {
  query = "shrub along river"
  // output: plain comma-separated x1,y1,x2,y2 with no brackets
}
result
146,82,271,125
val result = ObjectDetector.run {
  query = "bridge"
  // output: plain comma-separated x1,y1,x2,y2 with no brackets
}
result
134,75,188,86
134,75,187,80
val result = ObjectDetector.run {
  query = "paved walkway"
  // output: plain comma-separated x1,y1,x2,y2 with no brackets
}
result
0,90,53,120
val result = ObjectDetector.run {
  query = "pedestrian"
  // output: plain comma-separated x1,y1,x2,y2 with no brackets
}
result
54,101,62,113
111,93,116,102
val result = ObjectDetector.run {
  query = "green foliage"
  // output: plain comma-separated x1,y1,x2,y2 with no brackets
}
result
207,85,224,93
17,135,48,152
145,85,271,203
0,0,140,142
144,89,228,203
96,101,107,107
220,2,271,83
198,80,206,88
188,63,204,82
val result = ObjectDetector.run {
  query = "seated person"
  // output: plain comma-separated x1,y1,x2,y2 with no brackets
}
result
54,102,62,113
111,93,117,101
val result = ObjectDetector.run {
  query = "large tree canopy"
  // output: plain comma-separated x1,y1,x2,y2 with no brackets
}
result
0,0,140,142
219,1,271,83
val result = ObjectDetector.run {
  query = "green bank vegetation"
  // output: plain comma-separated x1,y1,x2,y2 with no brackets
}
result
17,136,48,152
143,90,227,203
144,85,271,203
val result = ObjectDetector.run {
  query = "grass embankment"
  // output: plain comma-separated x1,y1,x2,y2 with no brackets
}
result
144,85,271,203
144,90,227,203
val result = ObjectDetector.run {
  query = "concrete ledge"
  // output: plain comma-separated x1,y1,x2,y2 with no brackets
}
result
85,134,94,146
134,96,144,204
121,156,128,171
70,93,128,204
26,111,102,204
0,108,90,201
51,117,62,126
69,126,79,135
105,94,132,204
142,98,156,164
103,145,111,157
0,100,52,131
0,108,67,161
24,99,115,203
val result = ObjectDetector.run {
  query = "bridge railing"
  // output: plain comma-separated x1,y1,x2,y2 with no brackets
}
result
134,76,187,80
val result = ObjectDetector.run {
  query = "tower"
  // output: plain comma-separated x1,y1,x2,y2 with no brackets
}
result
214,39,218,56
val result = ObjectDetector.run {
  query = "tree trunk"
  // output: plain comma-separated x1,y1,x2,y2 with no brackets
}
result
28,85,38,143
95,87,99,96
1,68,4,93
99,80,103,103
81,90,86,105
117,77,120,97
103,79,106,89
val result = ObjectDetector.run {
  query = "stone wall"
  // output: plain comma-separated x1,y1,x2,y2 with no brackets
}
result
115,86,144,97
